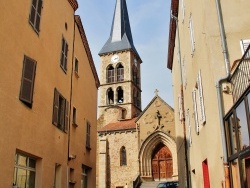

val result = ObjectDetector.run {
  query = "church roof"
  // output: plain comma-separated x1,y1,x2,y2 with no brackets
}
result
99,0,140,58
98,117,137,132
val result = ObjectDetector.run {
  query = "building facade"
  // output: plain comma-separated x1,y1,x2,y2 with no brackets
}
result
96,0,178,187
0,0,99,187
167,0,250,187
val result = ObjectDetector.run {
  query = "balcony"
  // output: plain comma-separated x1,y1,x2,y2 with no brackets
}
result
230,44,250,102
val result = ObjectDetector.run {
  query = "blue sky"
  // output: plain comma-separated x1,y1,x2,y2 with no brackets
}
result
76,0,173,109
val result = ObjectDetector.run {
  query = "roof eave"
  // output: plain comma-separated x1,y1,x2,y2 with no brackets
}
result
167,0,179,70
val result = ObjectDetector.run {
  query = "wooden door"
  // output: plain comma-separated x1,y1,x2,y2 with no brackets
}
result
152,144,173,180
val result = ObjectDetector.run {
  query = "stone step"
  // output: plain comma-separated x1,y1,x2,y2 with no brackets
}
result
140,181,164,188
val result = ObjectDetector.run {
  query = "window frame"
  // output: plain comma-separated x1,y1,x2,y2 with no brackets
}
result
107,65,115,83
29,0,43,33
86,121,91,150
60,37,68,72
117,64,124,82
13,152,36,188
120,146,127,166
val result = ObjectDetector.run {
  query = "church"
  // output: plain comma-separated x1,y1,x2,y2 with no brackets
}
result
96,0,178,187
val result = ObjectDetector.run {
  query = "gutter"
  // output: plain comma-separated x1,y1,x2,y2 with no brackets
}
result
214,0,230,187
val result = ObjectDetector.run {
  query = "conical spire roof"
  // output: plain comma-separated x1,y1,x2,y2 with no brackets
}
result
99,0,139,57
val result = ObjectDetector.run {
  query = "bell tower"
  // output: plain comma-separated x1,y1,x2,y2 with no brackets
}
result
98,0,142,124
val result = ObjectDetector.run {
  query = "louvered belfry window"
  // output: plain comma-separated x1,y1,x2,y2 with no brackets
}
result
107,65,115,83
19,56,37,107
52,88,69,132
60,37,68,72
29,0,43,32
117,64,124,82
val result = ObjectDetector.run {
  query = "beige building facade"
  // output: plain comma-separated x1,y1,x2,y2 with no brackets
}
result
168,0,250,187
0,0,99,187
96,0,178,187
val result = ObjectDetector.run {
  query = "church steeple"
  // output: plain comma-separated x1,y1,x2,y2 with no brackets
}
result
99,0,139,57
98,0,142,122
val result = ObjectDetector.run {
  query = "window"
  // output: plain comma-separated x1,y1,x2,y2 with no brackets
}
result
186,109,192,147
52,88,69,132
54,163,62,188
181,0,185,22
73,107,77,125
117,64,124,82
13,153,36,188
240,39,250,58
86,121,91,149
29,0,43,33
178,94,183,121
74,58,79,74
120,146,127,166
189,14,195,55
107,88,114,105
19,55,37,107
81,166,88,188
107,65,115,83
192,89,199,135
60,37,68,72
117,87,124,103
197,70,206,124
133,66,139,85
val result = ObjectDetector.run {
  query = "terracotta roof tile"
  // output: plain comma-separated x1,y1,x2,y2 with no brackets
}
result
98,117,137,132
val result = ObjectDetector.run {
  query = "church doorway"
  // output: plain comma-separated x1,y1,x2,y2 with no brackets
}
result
151,143,173,181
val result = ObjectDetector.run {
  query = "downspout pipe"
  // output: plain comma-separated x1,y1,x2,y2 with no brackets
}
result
215,0,230,187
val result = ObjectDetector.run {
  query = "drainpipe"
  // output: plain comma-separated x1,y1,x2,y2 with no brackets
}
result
215,0,230,187
67,13,76,188
171,13,190,188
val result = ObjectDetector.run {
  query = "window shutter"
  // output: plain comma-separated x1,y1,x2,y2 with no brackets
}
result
29,0,36,25
178,94,183,121
192,90,199,135
189,15,195,55
35,0,43,31
64,100,69,132
186,109,192,146
19,56,36,105
240,39,250,58
197,70,206,125
52,89,59,125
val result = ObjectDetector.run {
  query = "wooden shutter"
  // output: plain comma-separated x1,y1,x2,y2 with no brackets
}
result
186,109,192,146
192,90,199,134
52,88,59,125
178,94,183,121
197,70,206,125
64,100,69,132
202,159,211,188
35,0,43,31
189,14,195,54
19,56,36,105
240,39,250,58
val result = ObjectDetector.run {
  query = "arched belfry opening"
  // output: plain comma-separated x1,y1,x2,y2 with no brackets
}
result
107,88,114,104
117,86,124,103
138,131,177,181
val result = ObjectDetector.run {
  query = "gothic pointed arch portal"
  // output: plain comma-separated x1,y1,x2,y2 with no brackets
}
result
139,131,177,181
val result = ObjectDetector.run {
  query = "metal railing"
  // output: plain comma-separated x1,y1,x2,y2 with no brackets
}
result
230,44,250,102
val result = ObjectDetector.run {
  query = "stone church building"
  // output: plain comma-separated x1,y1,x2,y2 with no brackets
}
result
96,0,178,187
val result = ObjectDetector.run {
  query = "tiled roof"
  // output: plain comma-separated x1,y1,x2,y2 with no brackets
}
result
68,0,78,11
98,117,137,132
167,0,179,70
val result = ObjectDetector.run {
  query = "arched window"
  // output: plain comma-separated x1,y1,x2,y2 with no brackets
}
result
107,88,114,105
107,65,115,83
117,86,124,103
133,66,137,84
117,64,124,82
120,146,127,166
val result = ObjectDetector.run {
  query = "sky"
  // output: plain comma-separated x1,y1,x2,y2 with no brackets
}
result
76,0,173,109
